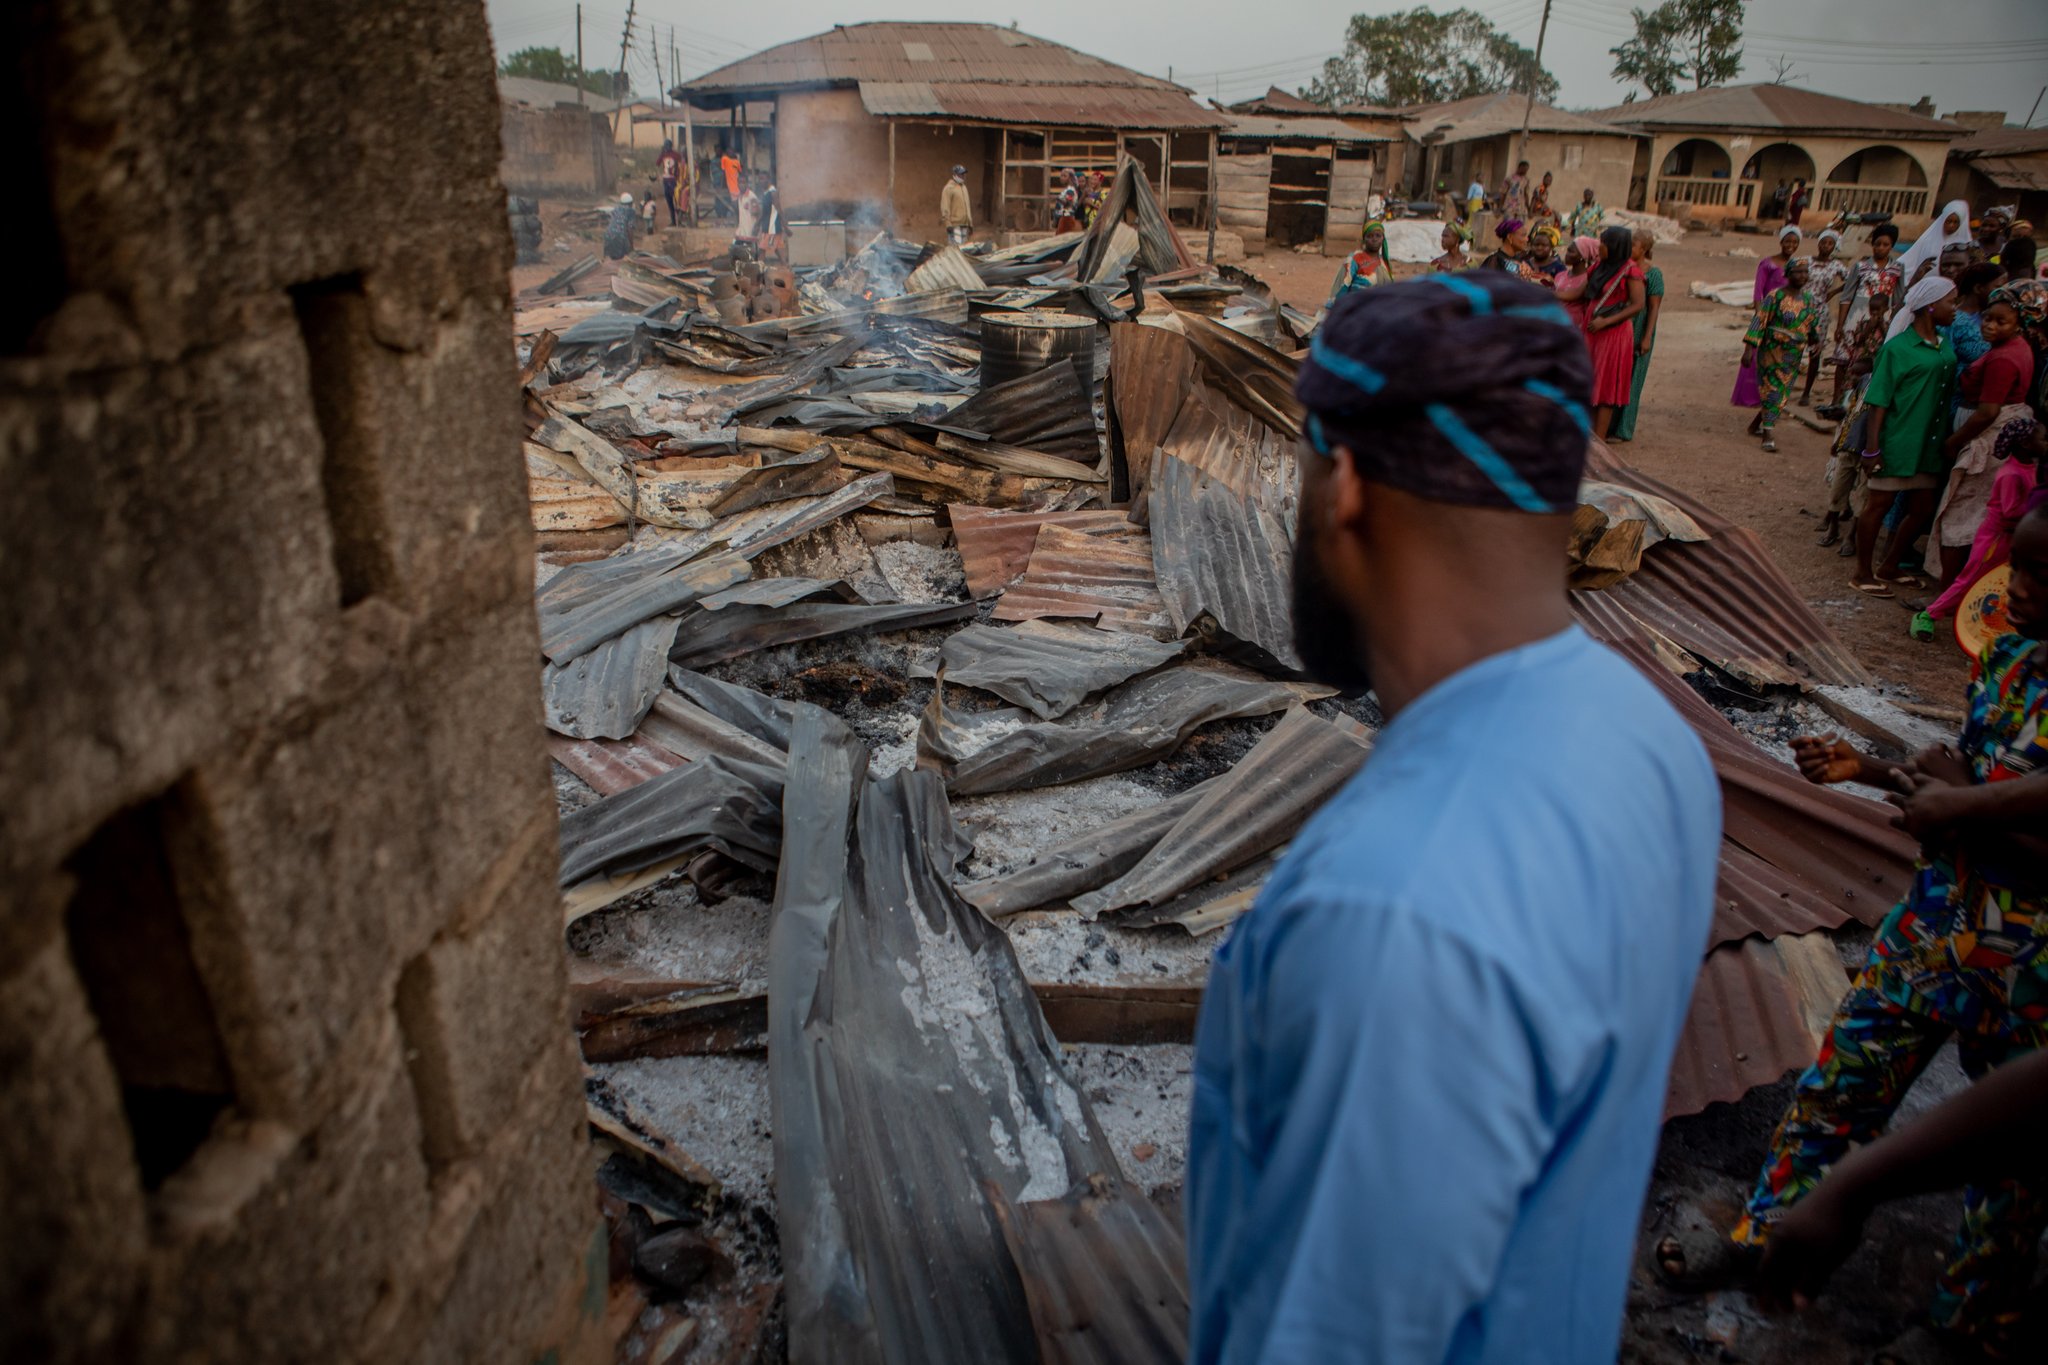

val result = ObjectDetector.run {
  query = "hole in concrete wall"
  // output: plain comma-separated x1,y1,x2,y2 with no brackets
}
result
291,273,395,608
1,26,67,351
63,789,238,1191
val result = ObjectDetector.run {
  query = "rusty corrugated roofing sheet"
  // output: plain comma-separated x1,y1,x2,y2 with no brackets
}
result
861,80,1226,131
990,524,1177,638
1222,112,1391,144
1577,442,1872,688
1405,91,1638,144
991,1174,1190,1365
1584,82,1959,139
685,21,1192,97
949,505,1139,599
1665,931,1848,1120
547,733,684,796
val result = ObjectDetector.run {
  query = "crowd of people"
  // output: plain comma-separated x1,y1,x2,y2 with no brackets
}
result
1332,161,1660,444
1730,202,2046,644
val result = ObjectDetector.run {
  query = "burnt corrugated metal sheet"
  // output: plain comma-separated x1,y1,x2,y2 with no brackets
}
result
918,663,1320,797
1149,396,1300,672
860,79,1226,131
1073,161,1195,283
949,506,1138,599
1107,323,1201,517
991,524,1177,638
541,614,682,740
669,598,976,669
991,1175,1190,1365
538,553,751,664
938,620,1185,720
1665,931,1848,1120
556,755,783,888
769,709,1140,1365
936,361,1100,461
1075,707,1368,919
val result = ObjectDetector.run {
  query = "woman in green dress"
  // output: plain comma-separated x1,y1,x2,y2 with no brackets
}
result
1610,233,1664,442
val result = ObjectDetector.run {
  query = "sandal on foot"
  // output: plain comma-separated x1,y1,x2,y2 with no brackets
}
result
1910,610,1937,641
1761,437,1778,452
1878,572,1929,590
1872,1324,1982,1365
1852,578,1896,598
1818,521,1841,548
1649,1214,1759,1292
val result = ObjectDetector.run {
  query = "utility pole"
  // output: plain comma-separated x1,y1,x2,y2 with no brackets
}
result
610,0,636,138
2028,84,2046,128
575,4,584,106
1516,0,1552,166
680,26,698,227
649,29,664,137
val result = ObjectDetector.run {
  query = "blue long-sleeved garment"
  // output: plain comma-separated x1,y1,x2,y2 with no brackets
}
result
1187,627,1721,1364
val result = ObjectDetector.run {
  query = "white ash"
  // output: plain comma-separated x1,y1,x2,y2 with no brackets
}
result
591,1055,775,1210
870,540,968,604
952,774,1171,881
751,519,897,603
894,894,1088,1202
568,885,771,992
1063,1043,1194,1194
1005,911,1219,988
552,759,601,813
1716,693,1897,804
866,707,922,778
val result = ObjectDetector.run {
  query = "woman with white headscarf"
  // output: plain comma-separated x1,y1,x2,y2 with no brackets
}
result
1893,199,1971,291
1849,274,1959,596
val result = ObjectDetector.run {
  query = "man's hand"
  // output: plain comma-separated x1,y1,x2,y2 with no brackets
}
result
1888,771,1971,841
1755,1182,1869,1311
1790,733,1862,785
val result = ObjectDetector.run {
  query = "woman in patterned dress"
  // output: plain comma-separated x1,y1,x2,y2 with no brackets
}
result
1610,232,1665,442
1741,256,1821,451
1732,224,1801,412
1828,222,1903,409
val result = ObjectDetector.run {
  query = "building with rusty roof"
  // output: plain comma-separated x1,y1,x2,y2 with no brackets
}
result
1939,123,2048,229
1399,92,1643,223
676,21,1225,240
1586,83,1962,232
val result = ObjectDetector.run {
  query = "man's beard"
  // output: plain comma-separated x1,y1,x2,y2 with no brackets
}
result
1289,527,1373,692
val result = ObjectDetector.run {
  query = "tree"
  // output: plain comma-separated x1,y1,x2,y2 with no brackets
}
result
498,45,627,99
1303,7,1558,109
1610,0,1744,97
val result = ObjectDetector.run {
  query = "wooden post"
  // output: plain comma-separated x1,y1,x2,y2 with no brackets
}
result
1516,0,1552,167
1205,131,1218,265
888,120,898,229
575,4,585,106
683,100,697,227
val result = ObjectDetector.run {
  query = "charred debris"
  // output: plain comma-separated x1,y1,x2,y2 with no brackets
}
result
520,163,1917,1363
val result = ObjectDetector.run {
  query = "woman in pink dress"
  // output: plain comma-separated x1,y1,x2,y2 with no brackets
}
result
1731,224,1800,409
1583,226,1647,438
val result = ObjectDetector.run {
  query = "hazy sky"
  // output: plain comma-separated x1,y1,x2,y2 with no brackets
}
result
485,0,2048,120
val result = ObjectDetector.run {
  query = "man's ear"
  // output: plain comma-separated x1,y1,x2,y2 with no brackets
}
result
1327,443,1371,534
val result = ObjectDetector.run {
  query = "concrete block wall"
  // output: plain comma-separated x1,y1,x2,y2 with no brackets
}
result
1,4,598,1363
504,103,617,197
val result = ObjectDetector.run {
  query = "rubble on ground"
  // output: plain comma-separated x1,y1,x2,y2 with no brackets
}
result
513,168,1923,1363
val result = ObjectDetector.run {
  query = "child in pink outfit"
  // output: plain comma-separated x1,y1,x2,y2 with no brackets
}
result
1925,415,2044,621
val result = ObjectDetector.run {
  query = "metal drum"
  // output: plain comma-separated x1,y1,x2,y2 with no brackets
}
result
979,310,1097,391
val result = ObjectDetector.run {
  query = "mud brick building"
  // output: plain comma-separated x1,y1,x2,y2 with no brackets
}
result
2,4,597,1361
